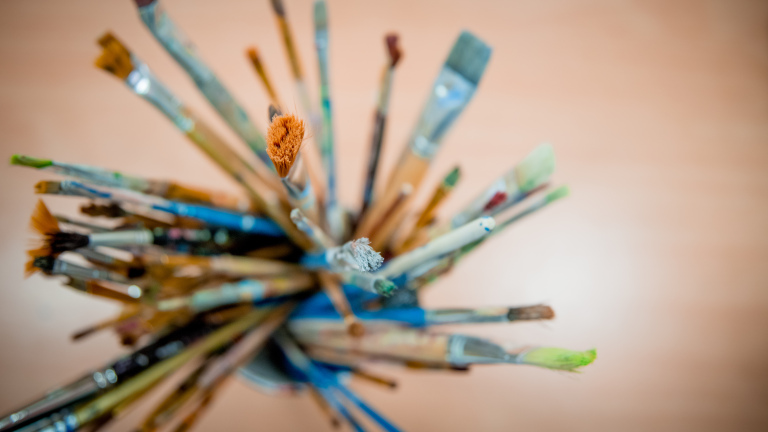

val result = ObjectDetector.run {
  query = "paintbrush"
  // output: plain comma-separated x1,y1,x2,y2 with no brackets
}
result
290,304,555,328
11,154,250,211
36,180,285,237
133,0,274,170
375,216,495,280
94,33,312,250
247,47,283,110
359,34,403,221
267,111,322,224
396,165,461,252
156,274,316,312
355,31,492,249
292,326,596,371
270,0,315,122
313,0,347,242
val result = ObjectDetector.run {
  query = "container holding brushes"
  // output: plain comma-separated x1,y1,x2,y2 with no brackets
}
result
1,1,596,431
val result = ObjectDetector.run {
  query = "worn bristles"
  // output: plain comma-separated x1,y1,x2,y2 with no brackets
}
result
345,238,383,272
94,32,134,79
507,304,555,321
267,113,306,178
445,31,492,85
386,33,402,67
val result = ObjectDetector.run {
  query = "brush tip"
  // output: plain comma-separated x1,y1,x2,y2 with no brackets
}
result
517,143,556,193
348,238,383,272
445,31,492,86
519,347,596,372
546,185,570,203
11,154,52,168
270,0,286,16
267,113,306,178
385,33,402,67
444,166,461,188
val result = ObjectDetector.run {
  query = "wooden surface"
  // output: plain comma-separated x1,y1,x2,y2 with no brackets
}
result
0,0,766,431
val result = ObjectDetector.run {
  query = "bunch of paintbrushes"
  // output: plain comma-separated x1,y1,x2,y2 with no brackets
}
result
1,1,595,431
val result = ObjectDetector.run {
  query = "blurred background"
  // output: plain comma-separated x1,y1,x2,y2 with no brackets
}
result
0,0,766,430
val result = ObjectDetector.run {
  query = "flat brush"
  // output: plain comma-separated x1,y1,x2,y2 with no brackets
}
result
11,154,249,211
267,111,321,224
247,47,283,109
356,31,492,249
65,277,141,305
313,0,347,242
359,34,403,221
94,33,312,250
134,0,274,169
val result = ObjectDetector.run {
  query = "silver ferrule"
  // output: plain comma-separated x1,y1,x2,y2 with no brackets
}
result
425,308,507,325
409,67,476,160
126,60,193,132
447,334,510,366
52,260,129,284
89,230,154,247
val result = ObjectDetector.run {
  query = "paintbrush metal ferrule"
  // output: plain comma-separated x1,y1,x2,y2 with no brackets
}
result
291,208,335,250
408,31,491,160
135,0,272,167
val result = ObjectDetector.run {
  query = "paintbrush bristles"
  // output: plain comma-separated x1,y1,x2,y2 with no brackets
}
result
267,113,306,178
508,305,555,321
385,34,402,67
95,32,134,79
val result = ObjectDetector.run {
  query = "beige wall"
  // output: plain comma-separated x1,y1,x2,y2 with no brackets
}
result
0,0,766,430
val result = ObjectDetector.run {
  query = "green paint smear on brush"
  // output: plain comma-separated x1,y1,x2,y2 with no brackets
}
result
443,166,461,188
545,185,570,203
522,347,597,372
10,154,53,168
374,279,396,297
517,143,555,192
